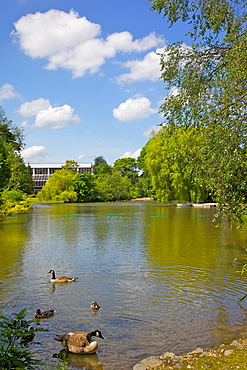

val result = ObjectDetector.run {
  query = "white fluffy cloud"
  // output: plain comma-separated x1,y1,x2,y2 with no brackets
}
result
120,148,141,159
116,48,164,84
16,98,50,116
33,105,80,129
0,83,20,101
17,98,80,129
113,97,157,122
11,9,164,78
21,145,48,163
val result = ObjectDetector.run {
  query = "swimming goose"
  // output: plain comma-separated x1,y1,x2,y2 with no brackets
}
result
54,330,104,354
49,269,78,283
21,327,35,344
35,309,55,319
90,301,101,310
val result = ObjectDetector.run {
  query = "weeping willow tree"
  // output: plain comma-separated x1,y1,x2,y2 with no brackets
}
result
145,125,208,203
148,0,247,223
37,169,77,202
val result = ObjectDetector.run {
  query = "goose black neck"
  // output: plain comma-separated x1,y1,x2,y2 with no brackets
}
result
87,332,95,343
50,271,55,279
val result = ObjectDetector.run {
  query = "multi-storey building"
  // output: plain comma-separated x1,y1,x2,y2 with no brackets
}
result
29,163,92,193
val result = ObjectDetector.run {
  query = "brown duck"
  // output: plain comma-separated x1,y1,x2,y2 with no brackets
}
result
90,301,101,310
35,309,55,319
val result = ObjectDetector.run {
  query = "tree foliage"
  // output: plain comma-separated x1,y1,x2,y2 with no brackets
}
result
93,156,111,175
137,146,155,197
61,160,79,172
148,0,247,222
146,125,208,203
37,169,77,202
113,157,138,182
0,190,32,221
0,107,33,220
73,172,96,202
95,172,132,201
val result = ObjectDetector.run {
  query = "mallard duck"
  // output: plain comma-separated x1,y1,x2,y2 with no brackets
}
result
21,327,35,343
90,301,101,310
54,330,104,355
48,269,78,283
35,308,55,319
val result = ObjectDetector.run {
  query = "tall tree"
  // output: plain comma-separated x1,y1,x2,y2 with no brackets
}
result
7,155,33,194
0,107,33,193
149,0,247,222
145,125,208,203
113,157,138,182
37,169,77,202
137,146,155,197
93,156,111,175
95,172,131,201
61,159,79,172
73,172,96,202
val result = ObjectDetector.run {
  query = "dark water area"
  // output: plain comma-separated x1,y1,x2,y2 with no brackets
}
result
1,201,247,369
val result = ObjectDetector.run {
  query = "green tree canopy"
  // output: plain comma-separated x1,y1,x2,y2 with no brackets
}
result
93,156,112,176
137,146,155,197
113,157,138,182
95,172,132,201
0,107,24,151
61,159,79,172
145,125,208,203
0,108,25,191
148,0,247,222
37,169,77,202
73,172,96,202
0,107,33,220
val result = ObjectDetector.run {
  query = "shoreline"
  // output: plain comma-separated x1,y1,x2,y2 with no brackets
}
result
133,337,247,369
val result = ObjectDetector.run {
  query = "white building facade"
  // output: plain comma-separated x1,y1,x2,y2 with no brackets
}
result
29,163,92,193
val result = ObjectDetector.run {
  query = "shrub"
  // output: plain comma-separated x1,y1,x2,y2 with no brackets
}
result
0,307,47,369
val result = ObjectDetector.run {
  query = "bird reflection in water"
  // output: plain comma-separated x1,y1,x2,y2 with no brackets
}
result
53,349,103,369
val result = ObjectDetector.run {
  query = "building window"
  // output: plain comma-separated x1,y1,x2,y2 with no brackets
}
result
34,168,48,175
50,168,61,174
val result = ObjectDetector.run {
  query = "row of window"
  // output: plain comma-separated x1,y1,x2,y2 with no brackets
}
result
33,167,92,175
32,167,92,192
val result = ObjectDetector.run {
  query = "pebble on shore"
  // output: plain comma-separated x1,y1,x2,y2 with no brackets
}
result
132,339,247,369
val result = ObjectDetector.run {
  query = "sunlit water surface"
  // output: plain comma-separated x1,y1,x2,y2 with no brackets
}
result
1,202,247,370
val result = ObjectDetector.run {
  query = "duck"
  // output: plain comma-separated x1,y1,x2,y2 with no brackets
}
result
21,327,35,344
90,301,101,310
35,308,55,319
54,330,104,355
48,269,78,283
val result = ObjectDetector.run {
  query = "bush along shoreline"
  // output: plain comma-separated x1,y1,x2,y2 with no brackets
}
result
133,337,247,369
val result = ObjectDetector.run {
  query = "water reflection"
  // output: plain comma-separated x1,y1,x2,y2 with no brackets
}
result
0,202,247,369
55,350,103,369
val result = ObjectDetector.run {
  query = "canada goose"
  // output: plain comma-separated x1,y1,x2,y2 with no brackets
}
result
48,269,78,283
54,330,104,355
90,301,101,310
35,309,55,319
21,327,35,344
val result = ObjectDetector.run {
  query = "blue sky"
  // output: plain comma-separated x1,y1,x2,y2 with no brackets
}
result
0,0,188,165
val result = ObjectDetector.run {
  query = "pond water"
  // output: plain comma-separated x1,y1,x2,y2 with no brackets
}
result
1,201,247,370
